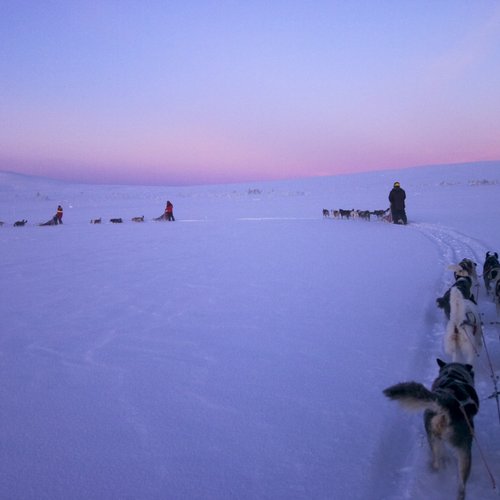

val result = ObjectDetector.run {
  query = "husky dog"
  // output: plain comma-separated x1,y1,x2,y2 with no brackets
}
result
449,259,478,299
322,209,330,218
13,219,27,227
483,251,500,294
371,209,385,218
384,359,479,500
493,276,500,316
445,286,482,365
358,210,371,221
436,277,474,320
131,216,145,222
371,208,390,220
90,218,102,224
110,218,123,224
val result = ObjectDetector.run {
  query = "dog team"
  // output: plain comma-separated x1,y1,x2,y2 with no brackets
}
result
384,251,500,500
322,207,390,221
2,201,175,227
323,181,407,224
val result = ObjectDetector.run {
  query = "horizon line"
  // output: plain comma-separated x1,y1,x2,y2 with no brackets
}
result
1,159,499,188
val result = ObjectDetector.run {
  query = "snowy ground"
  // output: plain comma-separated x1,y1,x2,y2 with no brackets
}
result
1,162,500,499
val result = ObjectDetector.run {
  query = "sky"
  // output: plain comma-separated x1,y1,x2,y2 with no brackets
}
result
1,1,500,186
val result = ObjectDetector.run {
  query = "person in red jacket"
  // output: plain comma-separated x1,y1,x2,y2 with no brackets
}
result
56,205,63,224
165,201,175,221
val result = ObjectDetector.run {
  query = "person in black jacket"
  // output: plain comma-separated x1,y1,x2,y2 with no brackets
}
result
388,182,407,225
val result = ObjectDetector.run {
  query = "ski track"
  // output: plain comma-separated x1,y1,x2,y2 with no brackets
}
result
386,222,499,500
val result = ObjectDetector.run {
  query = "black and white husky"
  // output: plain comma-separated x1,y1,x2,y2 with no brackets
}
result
444,286,482,365
384,359,479,500
449,258,478,283
491,274,500,316
483,251,499,293
436,276,474,320
483,252,500,313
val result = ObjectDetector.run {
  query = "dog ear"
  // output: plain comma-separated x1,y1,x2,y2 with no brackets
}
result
437,358,446,368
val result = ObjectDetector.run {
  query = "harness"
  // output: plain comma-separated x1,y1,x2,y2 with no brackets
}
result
434,378,479,418
461,311,479,336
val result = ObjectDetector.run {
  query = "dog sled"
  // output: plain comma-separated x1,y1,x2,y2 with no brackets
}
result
382,210,407,225
39,216,59,226
154,213,175,221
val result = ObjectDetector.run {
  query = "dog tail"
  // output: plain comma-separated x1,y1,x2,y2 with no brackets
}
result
383,382,440,412
449,286,465,326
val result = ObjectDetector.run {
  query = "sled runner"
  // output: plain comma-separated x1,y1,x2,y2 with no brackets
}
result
382,212,392,223
382,211,408,224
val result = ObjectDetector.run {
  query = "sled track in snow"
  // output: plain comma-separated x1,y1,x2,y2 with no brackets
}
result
412,222,488,275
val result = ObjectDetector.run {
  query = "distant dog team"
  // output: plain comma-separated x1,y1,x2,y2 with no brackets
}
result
3,200,174,227
322,208,390,221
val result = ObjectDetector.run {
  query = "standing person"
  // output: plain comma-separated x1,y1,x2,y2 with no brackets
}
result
56,205,63,224
388,182,407,225
165,200,175,221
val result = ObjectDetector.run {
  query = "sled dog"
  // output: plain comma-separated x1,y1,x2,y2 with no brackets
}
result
384,359,479,500
483,251,500,294
445,286,482,365
448,259,478,299
371,208,390,220
494,278,500,315
436,277,474,320
110,218,123,224
13,219,27,227
131,216,144,222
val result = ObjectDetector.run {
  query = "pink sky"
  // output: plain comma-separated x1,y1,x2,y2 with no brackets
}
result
1,1,500,185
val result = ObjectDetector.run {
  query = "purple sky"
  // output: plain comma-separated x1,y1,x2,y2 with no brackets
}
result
1,1,500,185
